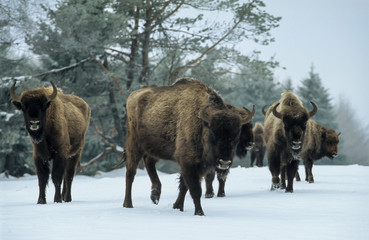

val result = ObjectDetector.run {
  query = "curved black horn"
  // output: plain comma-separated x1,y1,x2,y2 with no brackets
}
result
309,101,318,118
10,81,21,102
48,81,58,101
337,132,341,137
262,105,267,116
272,103,283,119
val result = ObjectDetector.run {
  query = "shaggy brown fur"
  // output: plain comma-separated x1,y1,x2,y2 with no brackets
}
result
250,122,266,167
204,105,255,199
123,79,252,215
299,120,340,183
264,92,317,192
11,82,90,204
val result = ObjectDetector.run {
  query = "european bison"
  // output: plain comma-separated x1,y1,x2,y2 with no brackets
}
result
204,105,255,198
123,79,252,215
10,82,90,204
264,92,317,192
250,122,266,167
299,120,340,183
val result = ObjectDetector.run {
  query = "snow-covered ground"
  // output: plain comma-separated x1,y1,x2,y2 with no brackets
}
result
1,165,368,240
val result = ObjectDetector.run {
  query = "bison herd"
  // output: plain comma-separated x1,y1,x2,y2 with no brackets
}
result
10,78,340,215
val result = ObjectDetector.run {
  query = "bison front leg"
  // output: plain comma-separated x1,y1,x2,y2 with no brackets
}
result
143,156,162,205
204,171,215,198
62,153,80,202
268,151,281,191
51,157,65,203
304,159,314,183
35,158,50,204
285,160,299,193
182,165,204,216
216,169,229,197
250,151,256,167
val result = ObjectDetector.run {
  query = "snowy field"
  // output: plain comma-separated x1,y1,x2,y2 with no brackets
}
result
1,165,368,240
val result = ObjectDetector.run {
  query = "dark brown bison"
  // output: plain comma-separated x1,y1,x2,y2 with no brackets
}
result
10,82,90,204
204,105,255,198
299,120,340,183
264,92,317,192
123,79,252,215
250,122,266,167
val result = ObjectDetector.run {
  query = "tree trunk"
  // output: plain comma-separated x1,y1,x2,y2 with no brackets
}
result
138,1,152,85
127,6,140,89
108,84,125,147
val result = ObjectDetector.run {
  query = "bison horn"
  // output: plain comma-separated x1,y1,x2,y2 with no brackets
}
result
199,105,211,124
308,101,318,118
272,103,283,119
241,105,255,125
337,132,341,137
10,81,21,102
48,81,58,101
262,105,267,116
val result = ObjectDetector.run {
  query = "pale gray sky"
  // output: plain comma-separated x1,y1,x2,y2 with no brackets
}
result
243,0,369,123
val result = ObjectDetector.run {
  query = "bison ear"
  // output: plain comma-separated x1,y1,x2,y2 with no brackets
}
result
199,105,211,125
321,131,327,140
12,101,22,110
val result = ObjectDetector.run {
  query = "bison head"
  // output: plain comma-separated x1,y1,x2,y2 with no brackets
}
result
199,104,253,176
272,101,318,159
322,129,340,159
10,81,57,144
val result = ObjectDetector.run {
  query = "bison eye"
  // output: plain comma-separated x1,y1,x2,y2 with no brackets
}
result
42,101,52,111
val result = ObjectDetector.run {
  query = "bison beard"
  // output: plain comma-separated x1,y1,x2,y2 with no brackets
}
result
10,81,90,204
123,79,252,215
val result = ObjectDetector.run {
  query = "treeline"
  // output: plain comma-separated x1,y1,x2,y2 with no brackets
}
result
1,0,368,177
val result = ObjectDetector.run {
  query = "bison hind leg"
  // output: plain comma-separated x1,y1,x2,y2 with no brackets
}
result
173,175,188,211
150,187,161,205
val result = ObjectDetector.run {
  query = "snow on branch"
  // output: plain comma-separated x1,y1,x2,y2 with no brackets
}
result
0,57,93,87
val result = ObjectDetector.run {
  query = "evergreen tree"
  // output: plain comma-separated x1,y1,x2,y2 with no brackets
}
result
334,96,369,166
281,77,294,92
297,65,337,129
223,56,282,124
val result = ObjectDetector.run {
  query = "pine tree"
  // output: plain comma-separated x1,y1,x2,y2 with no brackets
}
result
297,64,337,129
334,96,369,165
223,56,282,124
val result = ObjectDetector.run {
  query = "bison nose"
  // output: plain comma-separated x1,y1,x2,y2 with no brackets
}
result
245,142,254,151
29,120,40,131
217,159,232,170
332,152,338,158
291,141,302,150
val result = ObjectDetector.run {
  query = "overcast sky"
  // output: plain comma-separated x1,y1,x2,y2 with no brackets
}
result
242,0,369,123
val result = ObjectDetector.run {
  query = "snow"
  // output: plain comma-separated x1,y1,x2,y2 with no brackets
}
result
1,165,368,240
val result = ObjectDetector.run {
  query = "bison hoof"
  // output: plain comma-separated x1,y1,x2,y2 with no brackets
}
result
308,177,314,183
280,183,286,190
195,209,205,216
123,202,133,208
150,188,161,205
270,183,280,191
217,193,225,197
173,203,184,212
285,188,293,193
37,198,46,204
205,192,214,198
